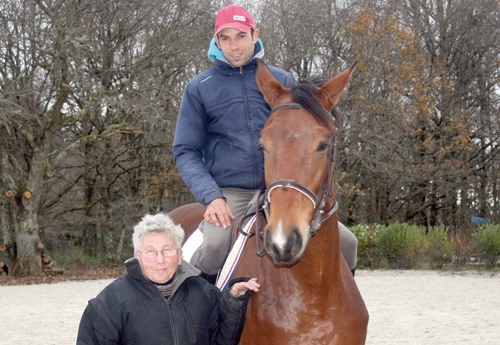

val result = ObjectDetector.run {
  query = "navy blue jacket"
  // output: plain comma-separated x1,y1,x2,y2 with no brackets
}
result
77,258,251,345
173,41,294,206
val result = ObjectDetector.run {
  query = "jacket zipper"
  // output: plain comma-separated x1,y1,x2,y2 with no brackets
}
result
240,66,259,188
165,294,179,344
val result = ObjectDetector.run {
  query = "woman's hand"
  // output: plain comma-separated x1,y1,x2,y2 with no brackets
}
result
229,278,260,297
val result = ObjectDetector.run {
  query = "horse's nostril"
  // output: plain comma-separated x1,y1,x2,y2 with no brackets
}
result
289,228,303,255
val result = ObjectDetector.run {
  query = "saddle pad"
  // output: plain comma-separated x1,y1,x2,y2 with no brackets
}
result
181,228,203,263
216,215,257,291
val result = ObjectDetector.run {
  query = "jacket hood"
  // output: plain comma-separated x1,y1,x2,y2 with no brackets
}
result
207,38,265,64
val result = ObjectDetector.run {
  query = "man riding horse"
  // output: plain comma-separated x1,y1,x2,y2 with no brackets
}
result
172,4,359,284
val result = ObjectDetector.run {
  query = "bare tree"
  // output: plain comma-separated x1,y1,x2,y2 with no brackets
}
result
337,0,500,226
256,0,351,78
0,0,76,274
0,0,215,274
1,0,499,275
41,0,215,259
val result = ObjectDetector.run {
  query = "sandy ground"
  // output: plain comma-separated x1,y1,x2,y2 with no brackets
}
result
356,270,500,345
1,270,499,344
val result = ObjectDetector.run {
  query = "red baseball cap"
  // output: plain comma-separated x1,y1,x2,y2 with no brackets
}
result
214,5,256,37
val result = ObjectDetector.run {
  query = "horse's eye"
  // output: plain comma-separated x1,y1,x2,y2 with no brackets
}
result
317,142,330,152
260,143,266,152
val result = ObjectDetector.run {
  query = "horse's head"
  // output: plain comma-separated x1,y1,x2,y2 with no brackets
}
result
256,59,356,265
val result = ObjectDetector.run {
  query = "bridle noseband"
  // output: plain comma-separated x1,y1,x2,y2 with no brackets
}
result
249,102,339,256
263,178,338,236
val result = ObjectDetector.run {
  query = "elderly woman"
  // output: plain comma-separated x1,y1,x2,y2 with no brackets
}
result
77,213,259,345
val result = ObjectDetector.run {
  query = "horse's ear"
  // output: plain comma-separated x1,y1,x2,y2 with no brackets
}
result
256,59,288,108
318,61,357,110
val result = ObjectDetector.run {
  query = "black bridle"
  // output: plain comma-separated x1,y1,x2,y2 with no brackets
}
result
249,102,340,256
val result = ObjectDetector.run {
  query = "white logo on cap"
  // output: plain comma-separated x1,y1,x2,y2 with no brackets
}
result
233,15,246,22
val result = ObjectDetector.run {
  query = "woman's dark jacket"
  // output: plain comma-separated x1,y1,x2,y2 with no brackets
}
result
76,258,251,345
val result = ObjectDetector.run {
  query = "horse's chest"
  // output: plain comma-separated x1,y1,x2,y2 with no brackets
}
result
242,305,351,344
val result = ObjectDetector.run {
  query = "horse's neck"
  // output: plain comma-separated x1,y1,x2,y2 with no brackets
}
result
289,214,343,287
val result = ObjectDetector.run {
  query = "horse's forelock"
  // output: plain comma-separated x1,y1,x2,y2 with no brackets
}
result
302,75,328,88
291,77,340,131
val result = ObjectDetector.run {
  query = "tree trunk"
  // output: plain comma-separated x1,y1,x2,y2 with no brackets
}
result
12,227,43,276
7,146,51,276
6,189,44,276
1,196,12,244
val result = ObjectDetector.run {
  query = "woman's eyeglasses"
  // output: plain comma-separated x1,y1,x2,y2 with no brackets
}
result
137,248,179,258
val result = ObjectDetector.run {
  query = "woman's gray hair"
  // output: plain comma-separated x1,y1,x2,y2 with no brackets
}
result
132,213,185,252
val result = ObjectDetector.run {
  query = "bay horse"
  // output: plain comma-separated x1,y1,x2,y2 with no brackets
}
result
170,59,368,344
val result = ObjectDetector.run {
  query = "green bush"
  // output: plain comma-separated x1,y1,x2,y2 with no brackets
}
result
426,226,452,269
351,224,385,268
377,223,427,269
472,224,500,268
351,222,499,270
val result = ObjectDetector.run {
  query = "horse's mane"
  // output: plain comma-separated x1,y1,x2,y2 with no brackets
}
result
291,76,343,131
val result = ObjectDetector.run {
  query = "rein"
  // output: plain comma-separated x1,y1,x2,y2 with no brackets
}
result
247,102,340,256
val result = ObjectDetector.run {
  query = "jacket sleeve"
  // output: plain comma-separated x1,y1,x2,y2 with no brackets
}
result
216,277,253,345
270,67,295,89
76,299,121,345
172,82,224,206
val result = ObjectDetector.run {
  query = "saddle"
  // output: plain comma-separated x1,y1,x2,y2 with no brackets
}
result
180,191,265,289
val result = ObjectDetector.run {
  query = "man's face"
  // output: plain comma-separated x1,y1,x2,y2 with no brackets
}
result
216,28,259,68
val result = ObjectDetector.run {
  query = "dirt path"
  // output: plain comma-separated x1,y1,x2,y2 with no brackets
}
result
1,270,499,344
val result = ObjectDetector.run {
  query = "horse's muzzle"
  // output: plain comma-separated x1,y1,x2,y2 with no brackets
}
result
264,226,304,265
